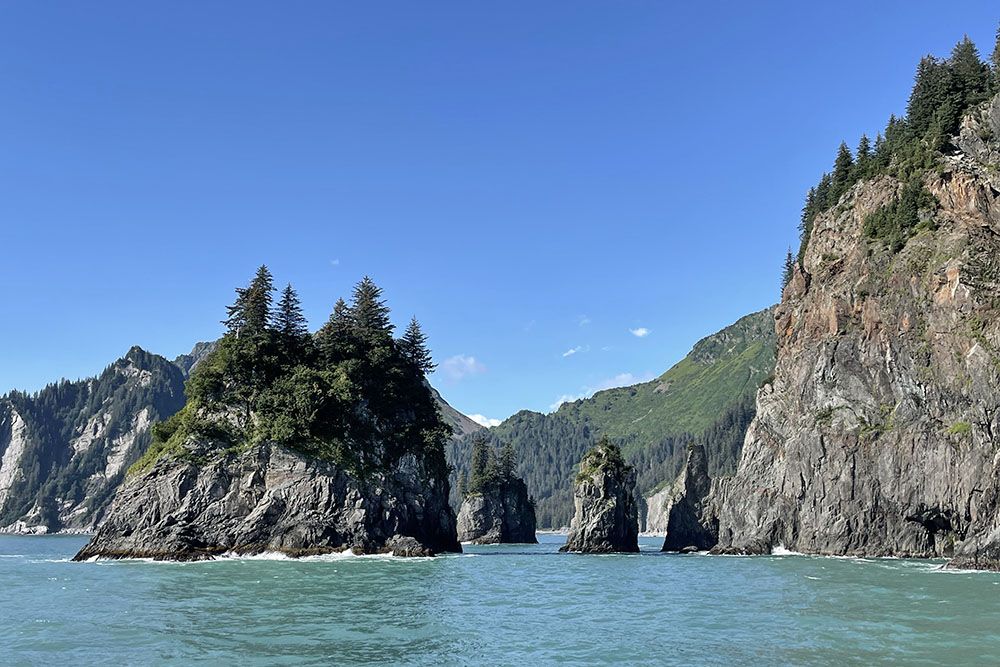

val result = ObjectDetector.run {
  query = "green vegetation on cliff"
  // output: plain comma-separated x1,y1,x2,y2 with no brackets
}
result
132,267,450,479
798,32,1000,259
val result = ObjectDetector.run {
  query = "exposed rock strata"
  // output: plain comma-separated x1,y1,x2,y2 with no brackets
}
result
560,441,639,553
74,441,461,561
456,477,537,544
712,95,1000,566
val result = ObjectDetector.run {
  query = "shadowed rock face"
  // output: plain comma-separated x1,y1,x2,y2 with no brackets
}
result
456,477,537,544
73,442,460,561
560,442,638,554
711,95,1000,567
656,444,717,552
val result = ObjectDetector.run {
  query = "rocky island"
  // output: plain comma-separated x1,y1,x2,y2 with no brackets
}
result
455,435,536,544
560,438,638,553
75,269,461,560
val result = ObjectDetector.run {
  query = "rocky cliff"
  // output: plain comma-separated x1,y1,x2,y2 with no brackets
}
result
713,94,1000,564
560,440,639,553
647,444,717,551
74,440,460,560
0,347,185,533
456,476,536,544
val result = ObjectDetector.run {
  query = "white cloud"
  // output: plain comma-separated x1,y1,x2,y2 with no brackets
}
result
629,327,651,338
468,414,502,428
578,315,591,327
440,354,487,382
549,371,656,411
330,258,340,266
562,345,584,358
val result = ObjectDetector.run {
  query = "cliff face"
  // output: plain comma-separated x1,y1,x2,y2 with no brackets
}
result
74,441,460,560
0,347,185,533
456,477,537,544
713,96,1000,562
560,442,639,553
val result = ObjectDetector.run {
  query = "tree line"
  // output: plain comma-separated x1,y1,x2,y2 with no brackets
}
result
784,29,1000,284
134,266,449,478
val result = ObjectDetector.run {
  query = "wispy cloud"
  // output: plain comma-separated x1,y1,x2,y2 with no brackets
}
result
468,414,502,428
578,315,591,327
523,320,536,332
549,371,656,411
629,327,651,338
330,258,340,267
440,354,487,382
562,345,585,358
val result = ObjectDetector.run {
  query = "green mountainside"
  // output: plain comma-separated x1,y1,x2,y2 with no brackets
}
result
447,307,776,528
0,347,186,531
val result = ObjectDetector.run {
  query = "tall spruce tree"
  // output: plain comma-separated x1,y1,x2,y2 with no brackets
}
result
469,433,491,494
781,248,796,291
223,265,275,337
276,283,308,339
855,134,872,177
498,443,517,480
830,142,855,202
350,277,394,346
400,317,435,373
950,36,991,111
316,297,354,361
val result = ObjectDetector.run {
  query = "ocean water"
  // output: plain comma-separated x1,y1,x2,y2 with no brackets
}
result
3,533,1000,665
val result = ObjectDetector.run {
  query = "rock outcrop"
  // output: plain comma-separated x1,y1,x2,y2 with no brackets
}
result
456,476,537,544
650,444,717,552
73,441,461,560
712,94,1000,565
560,440,639,553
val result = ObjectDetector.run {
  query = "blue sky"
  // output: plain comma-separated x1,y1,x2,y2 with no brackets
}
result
2,2,998,423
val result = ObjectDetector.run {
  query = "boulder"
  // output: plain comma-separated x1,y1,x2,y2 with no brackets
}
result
456,477,537,544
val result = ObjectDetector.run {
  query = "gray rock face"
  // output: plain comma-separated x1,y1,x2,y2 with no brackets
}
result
657,444,717,552
456,478,537,544
560,442,639,553
73,441,461,560
711,98,1000,566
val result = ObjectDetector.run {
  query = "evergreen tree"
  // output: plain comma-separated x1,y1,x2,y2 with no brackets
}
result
316,297,354,361
224,265,276,337
855,134,872,177
781,248,796,291
399,317,435,374
469,433,491,494
498,442,517,480
950,36,991,111
907,55,953,138
830,142,855,202
275,283,308,339
350,277,394,346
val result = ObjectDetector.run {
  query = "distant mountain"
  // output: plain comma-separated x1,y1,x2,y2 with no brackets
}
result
0,341,477,533
429,385,482,439
447,308,776,528
0,347,185,532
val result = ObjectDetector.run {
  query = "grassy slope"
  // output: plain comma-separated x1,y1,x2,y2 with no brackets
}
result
552,307,776,454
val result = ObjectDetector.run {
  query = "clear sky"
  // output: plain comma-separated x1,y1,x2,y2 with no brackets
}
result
2,2,998,423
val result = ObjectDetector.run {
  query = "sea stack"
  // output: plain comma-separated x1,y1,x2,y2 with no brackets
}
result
653,443,717,552
456,438,537,544
74,271,462,560
560,438,639,553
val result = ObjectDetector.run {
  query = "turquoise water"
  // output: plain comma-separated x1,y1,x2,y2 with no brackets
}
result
3,533,1000,665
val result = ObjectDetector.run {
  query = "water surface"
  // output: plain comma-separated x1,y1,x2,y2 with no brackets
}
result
3,534,999,665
